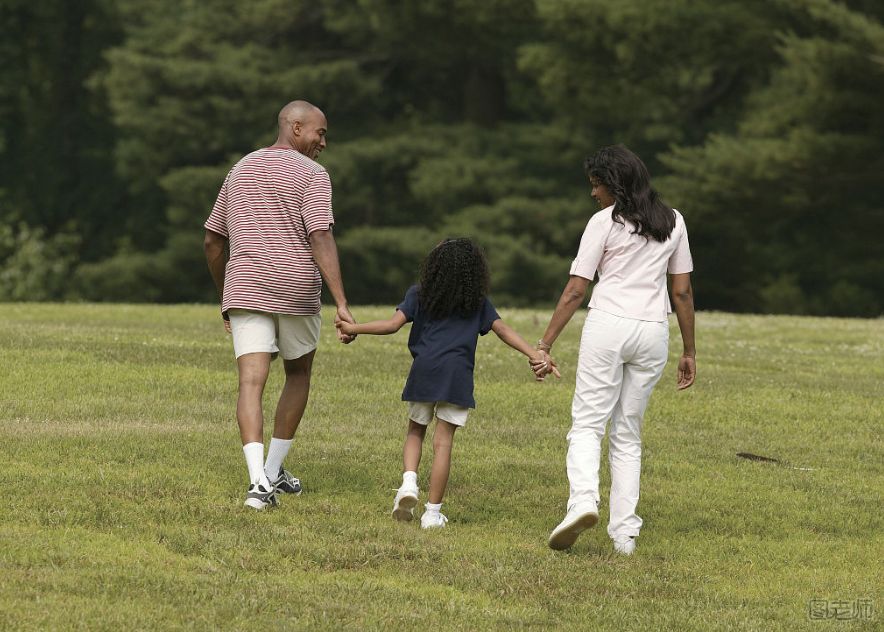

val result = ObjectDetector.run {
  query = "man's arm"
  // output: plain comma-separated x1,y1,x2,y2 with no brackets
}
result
204,230,228,294
309,227,356,341
204,229,230,331
670,272,696,390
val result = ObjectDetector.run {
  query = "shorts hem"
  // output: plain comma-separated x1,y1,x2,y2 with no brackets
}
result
279,344,318,361
234,347,279,360
406,401,469,427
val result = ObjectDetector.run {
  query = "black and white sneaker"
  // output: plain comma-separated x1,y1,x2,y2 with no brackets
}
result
244,483,278,510
270,469,302,495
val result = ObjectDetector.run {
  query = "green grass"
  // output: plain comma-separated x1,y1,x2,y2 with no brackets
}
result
0,304,881,631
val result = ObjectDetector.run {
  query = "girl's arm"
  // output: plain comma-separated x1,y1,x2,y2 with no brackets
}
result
491,319,561,378
336,310,408,336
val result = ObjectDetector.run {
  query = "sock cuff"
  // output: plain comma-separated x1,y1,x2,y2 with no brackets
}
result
425,502,442,513
243,443,268,486
264,437,294,480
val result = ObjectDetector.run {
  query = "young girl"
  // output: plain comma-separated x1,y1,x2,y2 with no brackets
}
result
336,238,558,528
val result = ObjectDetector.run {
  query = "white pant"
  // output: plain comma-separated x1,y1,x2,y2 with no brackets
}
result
567,309,669,539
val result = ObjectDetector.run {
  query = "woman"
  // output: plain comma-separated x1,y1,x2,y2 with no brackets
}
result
537,145,696,554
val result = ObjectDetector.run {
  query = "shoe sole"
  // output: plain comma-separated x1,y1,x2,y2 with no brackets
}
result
548,511,599,550
244,498,272,510
392,494,418,521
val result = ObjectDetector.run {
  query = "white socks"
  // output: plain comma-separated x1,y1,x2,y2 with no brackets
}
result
425,502,442,515
244,438,294,489
243,442,271,488
402,471,418,487
264,437,293,480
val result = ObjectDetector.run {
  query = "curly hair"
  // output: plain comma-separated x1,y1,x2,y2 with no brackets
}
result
418,238,490,320
584,144,675,242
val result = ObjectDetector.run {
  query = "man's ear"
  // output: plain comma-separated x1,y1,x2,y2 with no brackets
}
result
291,120,301,137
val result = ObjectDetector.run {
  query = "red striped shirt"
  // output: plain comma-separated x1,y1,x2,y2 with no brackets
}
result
204,147,334,315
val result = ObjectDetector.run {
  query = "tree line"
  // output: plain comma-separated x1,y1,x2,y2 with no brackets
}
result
1,0,882,316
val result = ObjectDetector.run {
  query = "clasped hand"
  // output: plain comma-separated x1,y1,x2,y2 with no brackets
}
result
333,306,357,344
530,349,561,382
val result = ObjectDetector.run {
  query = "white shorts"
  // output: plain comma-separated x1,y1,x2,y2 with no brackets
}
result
407,401,470,427
228,309,321,360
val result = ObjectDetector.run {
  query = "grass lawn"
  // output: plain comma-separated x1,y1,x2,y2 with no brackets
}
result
0,304,881,631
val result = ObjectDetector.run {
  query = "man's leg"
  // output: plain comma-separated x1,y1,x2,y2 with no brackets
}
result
273,350,315,439
236,352,273,500
237,352,272,444
263,351,315,487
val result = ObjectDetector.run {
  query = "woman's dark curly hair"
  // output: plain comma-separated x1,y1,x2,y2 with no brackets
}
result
584,144,675,242
418,238,489,320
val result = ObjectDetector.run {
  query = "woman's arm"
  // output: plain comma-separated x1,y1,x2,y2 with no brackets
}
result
670,272,696,390
491,319,561,379
337,310,408,336
539,275,591,350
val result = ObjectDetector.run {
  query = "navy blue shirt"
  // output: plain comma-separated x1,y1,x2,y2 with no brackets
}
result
397,285,500,409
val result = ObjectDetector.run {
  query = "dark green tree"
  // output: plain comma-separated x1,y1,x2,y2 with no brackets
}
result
0,0,124,260
13,0,879,316
660,0,884,315
518,0,790,164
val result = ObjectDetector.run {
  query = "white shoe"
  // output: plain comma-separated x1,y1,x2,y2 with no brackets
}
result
391,483,419,521
613,536,636,555
548,503,599,550
243,482,278,510
420,511,448,529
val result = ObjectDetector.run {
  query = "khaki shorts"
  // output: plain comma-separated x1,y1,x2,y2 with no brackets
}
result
407,401,470,427
228,309,321,360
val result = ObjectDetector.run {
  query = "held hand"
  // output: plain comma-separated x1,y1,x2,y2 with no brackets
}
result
529,350,561,381
223,318,231,334
677,355,696,390
529,351,549,381
335,306,357,344
547,356,561,379
335,317,357,337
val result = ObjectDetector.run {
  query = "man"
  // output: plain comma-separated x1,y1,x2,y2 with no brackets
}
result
204,100,355,510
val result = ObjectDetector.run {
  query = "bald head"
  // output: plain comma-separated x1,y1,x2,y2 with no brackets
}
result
278,100,322,128
275,100,327,159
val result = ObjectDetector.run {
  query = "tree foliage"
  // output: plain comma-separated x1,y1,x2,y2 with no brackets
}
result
1,0,881,315
659,0,884,315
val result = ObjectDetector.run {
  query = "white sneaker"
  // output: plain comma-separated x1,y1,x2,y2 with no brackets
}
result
613,536,636,555
243,482,278,510
391,483,419,521
420,511,448,529
548,503,599,550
